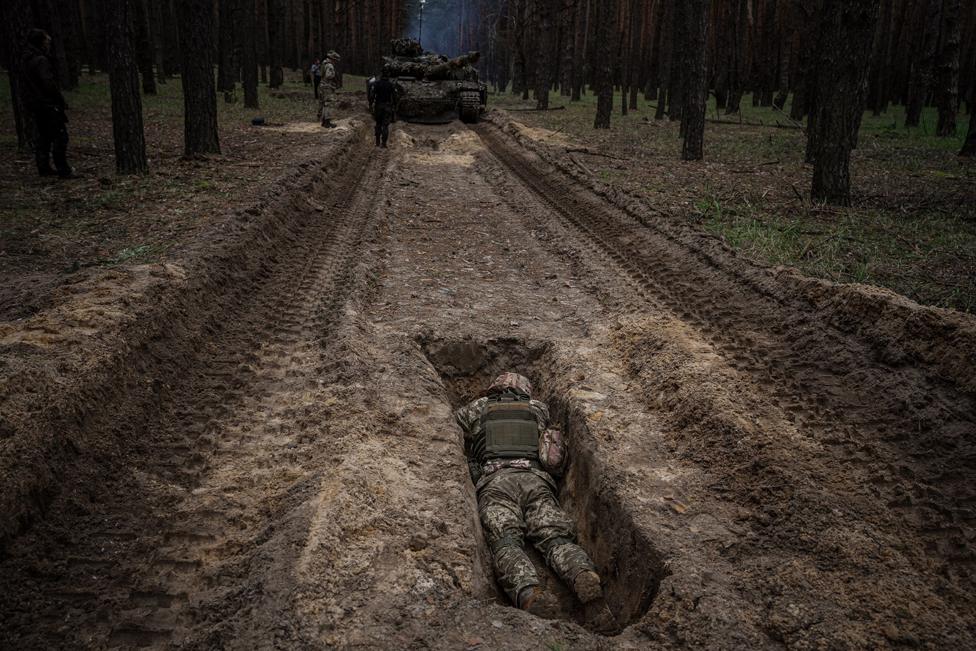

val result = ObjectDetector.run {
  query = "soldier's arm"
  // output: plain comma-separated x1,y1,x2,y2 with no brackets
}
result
33,56,67,109
454,399,480,437
455,398,487,484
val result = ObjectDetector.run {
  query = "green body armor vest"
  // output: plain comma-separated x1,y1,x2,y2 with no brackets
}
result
478,392,540,462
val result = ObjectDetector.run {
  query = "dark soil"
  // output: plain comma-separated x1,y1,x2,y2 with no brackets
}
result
0,100,974,650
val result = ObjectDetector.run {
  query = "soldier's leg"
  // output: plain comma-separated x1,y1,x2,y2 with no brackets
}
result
477,475,538,605
52,118,70,175
380,114,391,146
324,87,337,125
33,109,55,175
524,475,618,632
523,475,597,593
318,84,331,124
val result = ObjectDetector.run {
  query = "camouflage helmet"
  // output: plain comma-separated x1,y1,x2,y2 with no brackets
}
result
327,50,341,62
487,372,532,397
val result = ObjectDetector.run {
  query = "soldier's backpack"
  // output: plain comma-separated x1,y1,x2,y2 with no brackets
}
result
538,428,568,477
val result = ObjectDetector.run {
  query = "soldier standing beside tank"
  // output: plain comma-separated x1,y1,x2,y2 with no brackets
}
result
369,71,397,148
318,51,340,128
455,373,615,631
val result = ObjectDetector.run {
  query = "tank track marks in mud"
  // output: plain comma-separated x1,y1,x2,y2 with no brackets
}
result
472,123,976,586
0,146,392,649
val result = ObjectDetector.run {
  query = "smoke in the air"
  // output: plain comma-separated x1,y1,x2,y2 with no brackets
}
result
401,0,466,57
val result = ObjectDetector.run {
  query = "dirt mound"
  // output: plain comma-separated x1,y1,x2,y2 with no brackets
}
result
0,123,367,551
490,110,976,394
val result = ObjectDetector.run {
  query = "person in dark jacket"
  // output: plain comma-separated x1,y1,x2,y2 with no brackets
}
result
311,59,321,99
369,72,397,148
21,29,74,178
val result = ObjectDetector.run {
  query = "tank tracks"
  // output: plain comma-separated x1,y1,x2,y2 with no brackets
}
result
459,90,481,124
0,143,391,648
472,122,976,584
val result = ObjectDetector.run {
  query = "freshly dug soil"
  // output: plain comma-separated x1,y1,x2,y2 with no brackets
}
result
0,114,973,650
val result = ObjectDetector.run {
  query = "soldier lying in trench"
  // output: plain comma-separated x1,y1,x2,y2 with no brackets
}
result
455,373,615,630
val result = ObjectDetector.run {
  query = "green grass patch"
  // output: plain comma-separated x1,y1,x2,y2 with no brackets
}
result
697,195,976,312
492,86,975,313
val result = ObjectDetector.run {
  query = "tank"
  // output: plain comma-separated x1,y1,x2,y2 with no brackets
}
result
382,38,487,124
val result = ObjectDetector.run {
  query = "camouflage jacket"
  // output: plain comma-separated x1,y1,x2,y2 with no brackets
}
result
455,396,552,487
322,62,337,87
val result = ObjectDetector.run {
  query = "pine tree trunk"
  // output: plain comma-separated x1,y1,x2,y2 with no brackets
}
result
867,0,894,114
64,0,87,87
513,0,527,96
726,0,747,115
103,0,148,174
571,0,586,101
150,0,168,83
592,0,615,128
791,0,822,123
681,0,708,161
242,0,260,108
626,1,641,112
809,0,880,206
559,0,575,96
668,0,687,122
905,0,942,127
773,12,791,112
133,0,157,94
218,0,237,93
935,0,962,136
655,0,673,119
619,0,632,116
85,0,108,73
2,0,36,153
161,0,181,76
535,0,553,110
268,0,285,88
522,0,536,100
177,0,221,156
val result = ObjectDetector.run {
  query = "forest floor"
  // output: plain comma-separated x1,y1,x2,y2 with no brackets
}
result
1,74,975,650
0,73,352,321
491,90,976,314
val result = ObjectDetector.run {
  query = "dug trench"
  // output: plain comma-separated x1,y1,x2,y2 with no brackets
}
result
421,335,665,634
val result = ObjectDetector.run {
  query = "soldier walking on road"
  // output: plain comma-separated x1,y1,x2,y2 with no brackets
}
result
455,373,616,631
21,29,75,178
318,51,340,128
369,71,397,148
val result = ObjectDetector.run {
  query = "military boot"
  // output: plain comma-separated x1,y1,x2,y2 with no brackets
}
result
573,570,603,603
517,586,561,619
573,571,617,633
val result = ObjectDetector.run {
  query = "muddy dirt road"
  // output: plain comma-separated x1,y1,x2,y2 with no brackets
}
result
1,116,974,650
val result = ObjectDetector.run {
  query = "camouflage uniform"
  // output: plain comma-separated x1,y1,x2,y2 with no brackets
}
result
318,58,338,125
455,395,596,605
